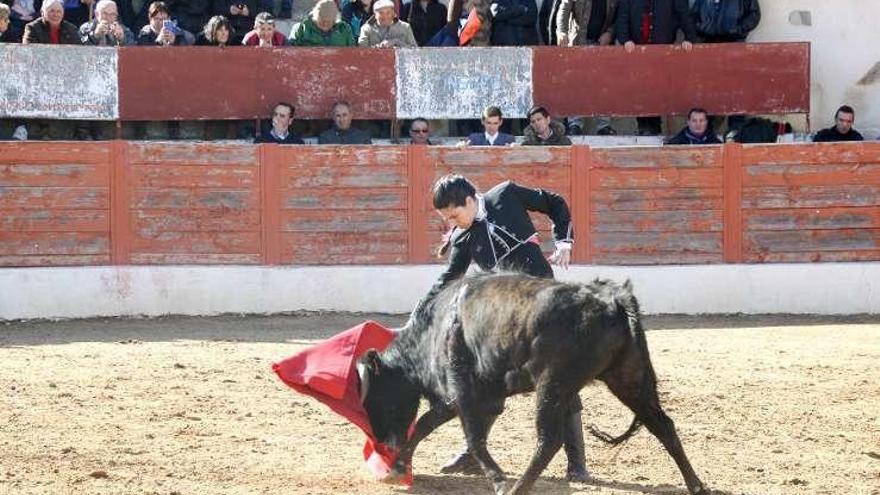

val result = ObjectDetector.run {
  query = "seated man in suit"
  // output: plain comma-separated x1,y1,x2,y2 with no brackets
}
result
255,102,305,144
466,105,515,146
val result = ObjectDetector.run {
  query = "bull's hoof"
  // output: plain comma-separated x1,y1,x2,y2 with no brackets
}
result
493,480,507,495
440,451,482,475
380,466,407,485
566,465,591,483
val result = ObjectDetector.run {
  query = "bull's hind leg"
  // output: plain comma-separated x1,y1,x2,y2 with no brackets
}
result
601,360,708,495
505,383,571,495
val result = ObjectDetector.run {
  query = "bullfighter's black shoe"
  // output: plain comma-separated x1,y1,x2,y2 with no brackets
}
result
564,411,591,483
439,449,483,475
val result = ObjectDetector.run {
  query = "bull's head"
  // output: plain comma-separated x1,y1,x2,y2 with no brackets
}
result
357,349,421,450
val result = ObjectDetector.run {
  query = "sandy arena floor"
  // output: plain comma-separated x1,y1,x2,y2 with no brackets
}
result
1,313,878,495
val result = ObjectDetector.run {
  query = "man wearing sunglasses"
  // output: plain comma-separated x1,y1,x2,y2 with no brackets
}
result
408,118,435,145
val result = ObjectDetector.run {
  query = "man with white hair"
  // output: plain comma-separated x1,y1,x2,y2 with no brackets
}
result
22,0,80,44
79,0,135,45
357,0,416,47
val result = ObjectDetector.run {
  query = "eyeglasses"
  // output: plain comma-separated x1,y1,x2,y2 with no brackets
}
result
410,129,429,134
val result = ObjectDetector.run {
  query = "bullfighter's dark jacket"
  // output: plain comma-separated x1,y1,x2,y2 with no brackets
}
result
424,180,573,302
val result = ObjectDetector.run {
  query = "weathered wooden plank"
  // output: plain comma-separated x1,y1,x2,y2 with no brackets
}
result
287,252,409,264
126,142,259,165
132,209,261,233
0,254,111,267
428,168,571,196
743,163,880,187
428,147,571,168
396,47,533,119
743,250,880,263
282,232,407,257
743,142,880,166
0,232,109,255
130,253,262,265
130,165,259,188
0,163,111,187
0,187,110,209
0,209,109,232
742,185,880,209
744,229,880,253
592,188,723,212
130,231,261,254
592,232,722,253
280,165,407,189
593,210,723,233
593,147,722,169
0,45,118,120
281,209,407,232
744,207,880,231
0,142,111,163
592,252,723,265
592,168,722,189
131,188,259,210
277,146,406,166
283,187,407,210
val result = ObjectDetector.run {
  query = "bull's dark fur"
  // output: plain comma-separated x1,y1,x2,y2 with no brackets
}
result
359,273,707,495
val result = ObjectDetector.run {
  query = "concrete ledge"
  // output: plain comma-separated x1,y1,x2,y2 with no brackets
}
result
2,263,878,320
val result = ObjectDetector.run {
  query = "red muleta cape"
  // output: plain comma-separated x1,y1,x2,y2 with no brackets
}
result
272,321,413,485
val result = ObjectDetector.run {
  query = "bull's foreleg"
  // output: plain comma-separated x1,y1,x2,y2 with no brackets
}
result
390,405,457,477
457,408,506,495
505,386,570,495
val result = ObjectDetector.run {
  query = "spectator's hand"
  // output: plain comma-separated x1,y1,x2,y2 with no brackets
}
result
158,28,175,45
259,37,273,47
548,248,571,270
557,34,568,46
240,6,250,16
680,40,693,51
378,39,392,48
456,139,469,147
598,31,613,46
95,21,110,36
624,40,635,53
110,22,124,40
230,5,241,15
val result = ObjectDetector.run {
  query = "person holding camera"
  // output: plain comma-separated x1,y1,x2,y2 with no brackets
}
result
79,0,134,45
213,0,255,44
137,1,194,45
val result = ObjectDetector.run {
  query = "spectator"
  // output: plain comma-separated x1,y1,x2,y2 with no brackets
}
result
80,0,136,45
400,0,446,46
556,0,617,135
448,0,492,46
137,1,194,45
813,105,864,143
490,0,539,46
318,101,372,144
407,118,435,145
213,0,255,44
523,105,571,145
256,102,304,144
289,0,354,47
0,3,12,41
23,0,79,45
6,0,40,42
692,0,760,43
171,0,211,35
665,107,721,145
358,0,416,47
195,14,232,45
242,11,284,45
617,0,696,135
341,0,372,44
467,105,515,145
64,0,94,28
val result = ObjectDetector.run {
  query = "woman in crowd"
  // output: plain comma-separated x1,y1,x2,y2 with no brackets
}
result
241,11,286,45
137,1,194,45
289,0,353,47
195,13,232,45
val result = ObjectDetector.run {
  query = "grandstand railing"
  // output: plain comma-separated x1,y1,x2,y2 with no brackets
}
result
1,141,878,267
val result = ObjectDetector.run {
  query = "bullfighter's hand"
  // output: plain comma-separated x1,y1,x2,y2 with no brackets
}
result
549,248,571,270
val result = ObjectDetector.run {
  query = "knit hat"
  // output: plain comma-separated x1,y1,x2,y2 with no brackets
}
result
373,0,395,12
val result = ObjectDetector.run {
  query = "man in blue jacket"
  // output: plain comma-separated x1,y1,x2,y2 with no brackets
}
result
466,106,516,146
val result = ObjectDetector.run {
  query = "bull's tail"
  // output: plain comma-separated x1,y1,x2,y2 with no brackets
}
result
585,279,653,446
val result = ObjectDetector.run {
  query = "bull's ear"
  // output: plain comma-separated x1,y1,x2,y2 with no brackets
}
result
364,349,382,375
622,278,634,292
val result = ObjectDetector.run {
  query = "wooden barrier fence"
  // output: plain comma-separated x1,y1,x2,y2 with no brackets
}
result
1,141,878,267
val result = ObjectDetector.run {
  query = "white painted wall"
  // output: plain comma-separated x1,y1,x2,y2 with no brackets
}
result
2,263,878,320
748,0,880,138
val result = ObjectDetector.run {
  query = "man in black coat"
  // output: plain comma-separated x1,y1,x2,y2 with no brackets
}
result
255,102,305,144
418,175,590,483
665,107,722,145
813,105,864,143
400,0,446,46
691,0,760,43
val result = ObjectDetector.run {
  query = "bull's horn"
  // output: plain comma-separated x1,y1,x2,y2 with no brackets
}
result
356,361,370,404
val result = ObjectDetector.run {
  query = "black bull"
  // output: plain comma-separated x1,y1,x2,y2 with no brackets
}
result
358,273,708,495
